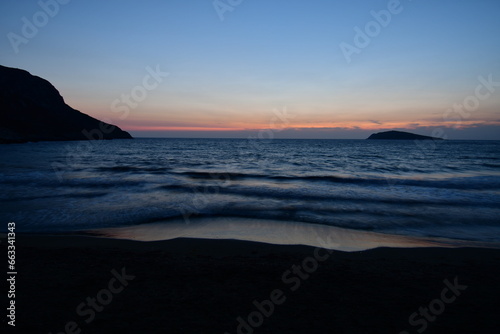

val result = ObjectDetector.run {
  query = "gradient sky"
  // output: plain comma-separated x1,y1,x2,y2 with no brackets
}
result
1,0,499,139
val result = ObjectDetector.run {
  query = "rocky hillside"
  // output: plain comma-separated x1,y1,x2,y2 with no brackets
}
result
0,65,132,143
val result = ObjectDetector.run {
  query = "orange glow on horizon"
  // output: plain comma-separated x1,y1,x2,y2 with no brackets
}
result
123,119,500,132
127,126,249,132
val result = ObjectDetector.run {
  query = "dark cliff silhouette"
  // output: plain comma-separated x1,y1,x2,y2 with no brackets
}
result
0,65,132,143
367,130,443,140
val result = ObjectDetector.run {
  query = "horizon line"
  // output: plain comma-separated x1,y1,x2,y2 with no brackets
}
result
128,137,497,141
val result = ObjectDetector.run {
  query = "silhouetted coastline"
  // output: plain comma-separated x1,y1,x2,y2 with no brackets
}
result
367,130,444,140
0,65,132,144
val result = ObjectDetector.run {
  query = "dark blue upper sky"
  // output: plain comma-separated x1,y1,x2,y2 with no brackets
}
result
1,0,499,139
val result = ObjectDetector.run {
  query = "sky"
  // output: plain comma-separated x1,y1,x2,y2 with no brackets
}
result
1,0,499,139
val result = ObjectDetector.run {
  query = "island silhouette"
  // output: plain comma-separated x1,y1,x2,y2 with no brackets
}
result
367,130,444,140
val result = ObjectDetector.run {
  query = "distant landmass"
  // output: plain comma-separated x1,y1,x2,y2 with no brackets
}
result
367,130,443,140
0,65,132,144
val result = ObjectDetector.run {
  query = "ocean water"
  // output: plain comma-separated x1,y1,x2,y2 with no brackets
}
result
1,138,499,245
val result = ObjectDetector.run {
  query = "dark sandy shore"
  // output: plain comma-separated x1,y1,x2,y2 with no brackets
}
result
3,235,499,333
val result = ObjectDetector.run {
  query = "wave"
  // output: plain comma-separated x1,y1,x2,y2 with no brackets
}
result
95,166,170,173
172,171,500,190
1,191,109,202
3,167,499,192
157,183,498,208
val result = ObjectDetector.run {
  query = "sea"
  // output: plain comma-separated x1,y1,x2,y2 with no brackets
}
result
1,138,499,248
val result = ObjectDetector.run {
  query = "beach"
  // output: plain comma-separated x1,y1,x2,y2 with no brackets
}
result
2,1,499,333
2,139,499,334
6,234,500,334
